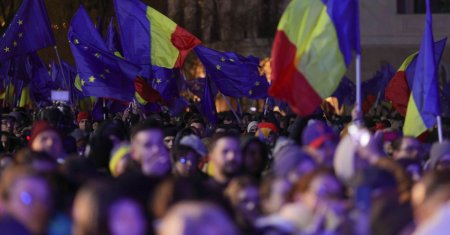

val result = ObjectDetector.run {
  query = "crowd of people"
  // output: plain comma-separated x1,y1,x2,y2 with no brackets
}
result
0,101,448,235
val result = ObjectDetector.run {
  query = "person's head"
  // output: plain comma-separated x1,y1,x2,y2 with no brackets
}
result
255,122,278,148
427,140,450,171
173,135,207,177
412,170,450,225
77,112,92,132
0,166,53,234
72,180,111,235
225,176,261,223
188,118,206,138
241,137,268,178
208,132,242,183
302,120,338,166
108,198,147,235
14,149,58,173
29,121,64,160
272,137,317,183
158,202,239,235
289,169,344,209
109,144,131,177
392,136,423,161
246,121,259,135
1,115,15,133
130,119,170,177
163,126,178,151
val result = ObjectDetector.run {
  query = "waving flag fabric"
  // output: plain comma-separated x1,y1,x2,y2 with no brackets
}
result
385,38,446,116
105,18,122,55
114,0,201,70
269,0,360,116
195,45,269,99
0,0,55,62
69,6,140,102
403,0,445,137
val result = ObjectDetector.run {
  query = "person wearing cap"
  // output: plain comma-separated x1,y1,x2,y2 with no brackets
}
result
109,143,131,177
71,112,92,140
246,121,259,136
302,120,338,167
163,126,178,151
172,134,208,178
29,121,64,161
255,122,279,149
426,140,450,171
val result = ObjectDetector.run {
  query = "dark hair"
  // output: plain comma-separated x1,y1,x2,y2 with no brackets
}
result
130,119,163,139
208,132,240,151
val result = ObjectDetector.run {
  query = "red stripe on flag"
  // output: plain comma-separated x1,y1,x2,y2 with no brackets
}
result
171,25,201,68
134,77,162,102
385,71,410,116
269,31,322,117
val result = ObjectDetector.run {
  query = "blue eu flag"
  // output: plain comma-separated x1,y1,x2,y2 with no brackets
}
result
69,6,140,102
194,45,269,99
0,0,55,62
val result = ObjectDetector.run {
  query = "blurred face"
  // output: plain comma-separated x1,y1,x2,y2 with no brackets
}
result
1,119,14,133
243,141,263,174
7,177,52,234
108,199,147,235
163,136,175,150
236,185,261,221
31,130,63,160
132,129,171,177
92,122,100,131
72,189,96,235
394,137,422,160
175,151,199,177
78,119,92,132
190,122,205,138
210,137,242,181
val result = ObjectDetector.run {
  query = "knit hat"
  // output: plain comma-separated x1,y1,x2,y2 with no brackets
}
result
76,111,91,124
272,137,313,178
180,134,207,157
109,143,130,177
302,120,337,149
247,121,259,133
29,121,58,146
428,141,450,169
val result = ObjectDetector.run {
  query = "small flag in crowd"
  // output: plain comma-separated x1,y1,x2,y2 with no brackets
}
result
403,0,445,137
269,0,360,117
0,0,55,62
195,45,269,99
69,6,141,102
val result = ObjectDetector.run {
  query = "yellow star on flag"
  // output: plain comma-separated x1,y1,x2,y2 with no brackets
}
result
229,58,235,62
156,78,162,84
104,69,110,73
81,79,86,86
95,53,101,58
4,47,9,52
100,74,105,79
18,32,23,38
17,20,23,25
249,90,253,95
13,41,17,47
216,65,221,70
73,38,79,45
220,57,226,62
255,81,260,86
88,76,96,83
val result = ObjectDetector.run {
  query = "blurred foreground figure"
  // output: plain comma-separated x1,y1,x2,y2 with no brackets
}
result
158,202,239,235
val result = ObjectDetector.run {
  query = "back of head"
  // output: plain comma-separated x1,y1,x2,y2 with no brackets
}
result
159,201,239,235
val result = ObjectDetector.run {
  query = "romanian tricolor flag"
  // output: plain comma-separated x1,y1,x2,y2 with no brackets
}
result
403,0,446,137
114,0,201,70
269,0,360,117
385,38,446,116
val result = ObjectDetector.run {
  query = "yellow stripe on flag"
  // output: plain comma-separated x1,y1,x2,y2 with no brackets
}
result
403,95,428,137
278,0,346,99
146,7,178,68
